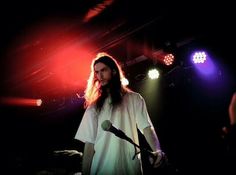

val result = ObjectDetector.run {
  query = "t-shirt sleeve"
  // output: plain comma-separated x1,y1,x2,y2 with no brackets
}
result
74,106,98,144
135,93,153,133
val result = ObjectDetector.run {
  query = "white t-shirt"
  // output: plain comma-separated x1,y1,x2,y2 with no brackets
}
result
74,91,153,175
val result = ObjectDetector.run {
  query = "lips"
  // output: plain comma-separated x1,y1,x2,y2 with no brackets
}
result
100,80,108,85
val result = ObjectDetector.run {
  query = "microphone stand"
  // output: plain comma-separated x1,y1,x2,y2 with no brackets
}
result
105,126,177,173
126,136,178,174
125,136,176,174
121,135,157,161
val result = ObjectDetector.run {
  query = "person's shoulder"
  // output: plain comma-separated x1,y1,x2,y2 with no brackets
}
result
233,92,236,99
125,90,143,100
230,92,236,104
86,103,97,112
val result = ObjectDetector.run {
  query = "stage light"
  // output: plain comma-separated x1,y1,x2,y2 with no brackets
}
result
191,51,215,76
152,50,175,66
0,97,43,107
36,99,42,106
192,51,207,64
148,69,159,79
163,53,175,65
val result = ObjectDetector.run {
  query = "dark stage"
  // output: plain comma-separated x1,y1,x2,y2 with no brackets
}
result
1,1,235,174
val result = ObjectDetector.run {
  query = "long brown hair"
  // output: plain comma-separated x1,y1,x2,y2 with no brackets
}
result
84,52,130,111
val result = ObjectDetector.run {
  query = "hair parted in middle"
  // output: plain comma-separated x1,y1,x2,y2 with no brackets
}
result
84,52,130,110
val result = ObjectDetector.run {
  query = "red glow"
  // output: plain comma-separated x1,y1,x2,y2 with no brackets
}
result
5,19,96,97
83,0,114,22
50,44,94,91
0,97,42,107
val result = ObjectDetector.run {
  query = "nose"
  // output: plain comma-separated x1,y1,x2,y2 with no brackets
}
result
97,72,103,80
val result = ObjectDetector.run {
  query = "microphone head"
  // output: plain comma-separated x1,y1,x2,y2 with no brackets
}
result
101,120,112,131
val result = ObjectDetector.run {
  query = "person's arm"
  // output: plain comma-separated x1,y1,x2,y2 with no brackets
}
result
143,126,161,151
229,93,236,126
143,126,165,168
82,142,95,175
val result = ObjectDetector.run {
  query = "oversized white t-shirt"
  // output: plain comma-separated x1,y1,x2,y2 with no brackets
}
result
74,91,153,175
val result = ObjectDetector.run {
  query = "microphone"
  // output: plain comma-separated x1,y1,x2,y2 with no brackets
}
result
101,120,155,156
101,120,161,162
101,120,171,169
101,120,133,143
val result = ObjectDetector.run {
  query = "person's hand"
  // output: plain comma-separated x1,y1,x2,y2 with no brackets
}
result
53,150,83,157
149,150,167,168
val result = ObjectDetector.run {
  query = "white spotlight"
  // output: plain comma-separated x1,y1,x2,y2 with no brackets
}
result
148,69,159,79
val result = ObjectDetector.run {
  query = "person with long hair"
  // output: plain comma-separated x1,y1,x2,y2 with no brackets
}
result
74,52,165,175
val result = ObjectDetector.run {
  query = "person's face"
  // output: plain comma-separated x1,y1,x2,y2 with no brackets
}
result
94,62,113,86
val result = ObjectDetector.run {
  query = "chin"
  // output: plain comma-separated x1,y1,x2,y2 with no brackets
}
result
101,83,108,86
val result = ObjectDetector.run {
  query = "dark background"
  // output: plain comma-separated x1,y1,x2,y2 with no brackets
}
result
1,0,235,174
